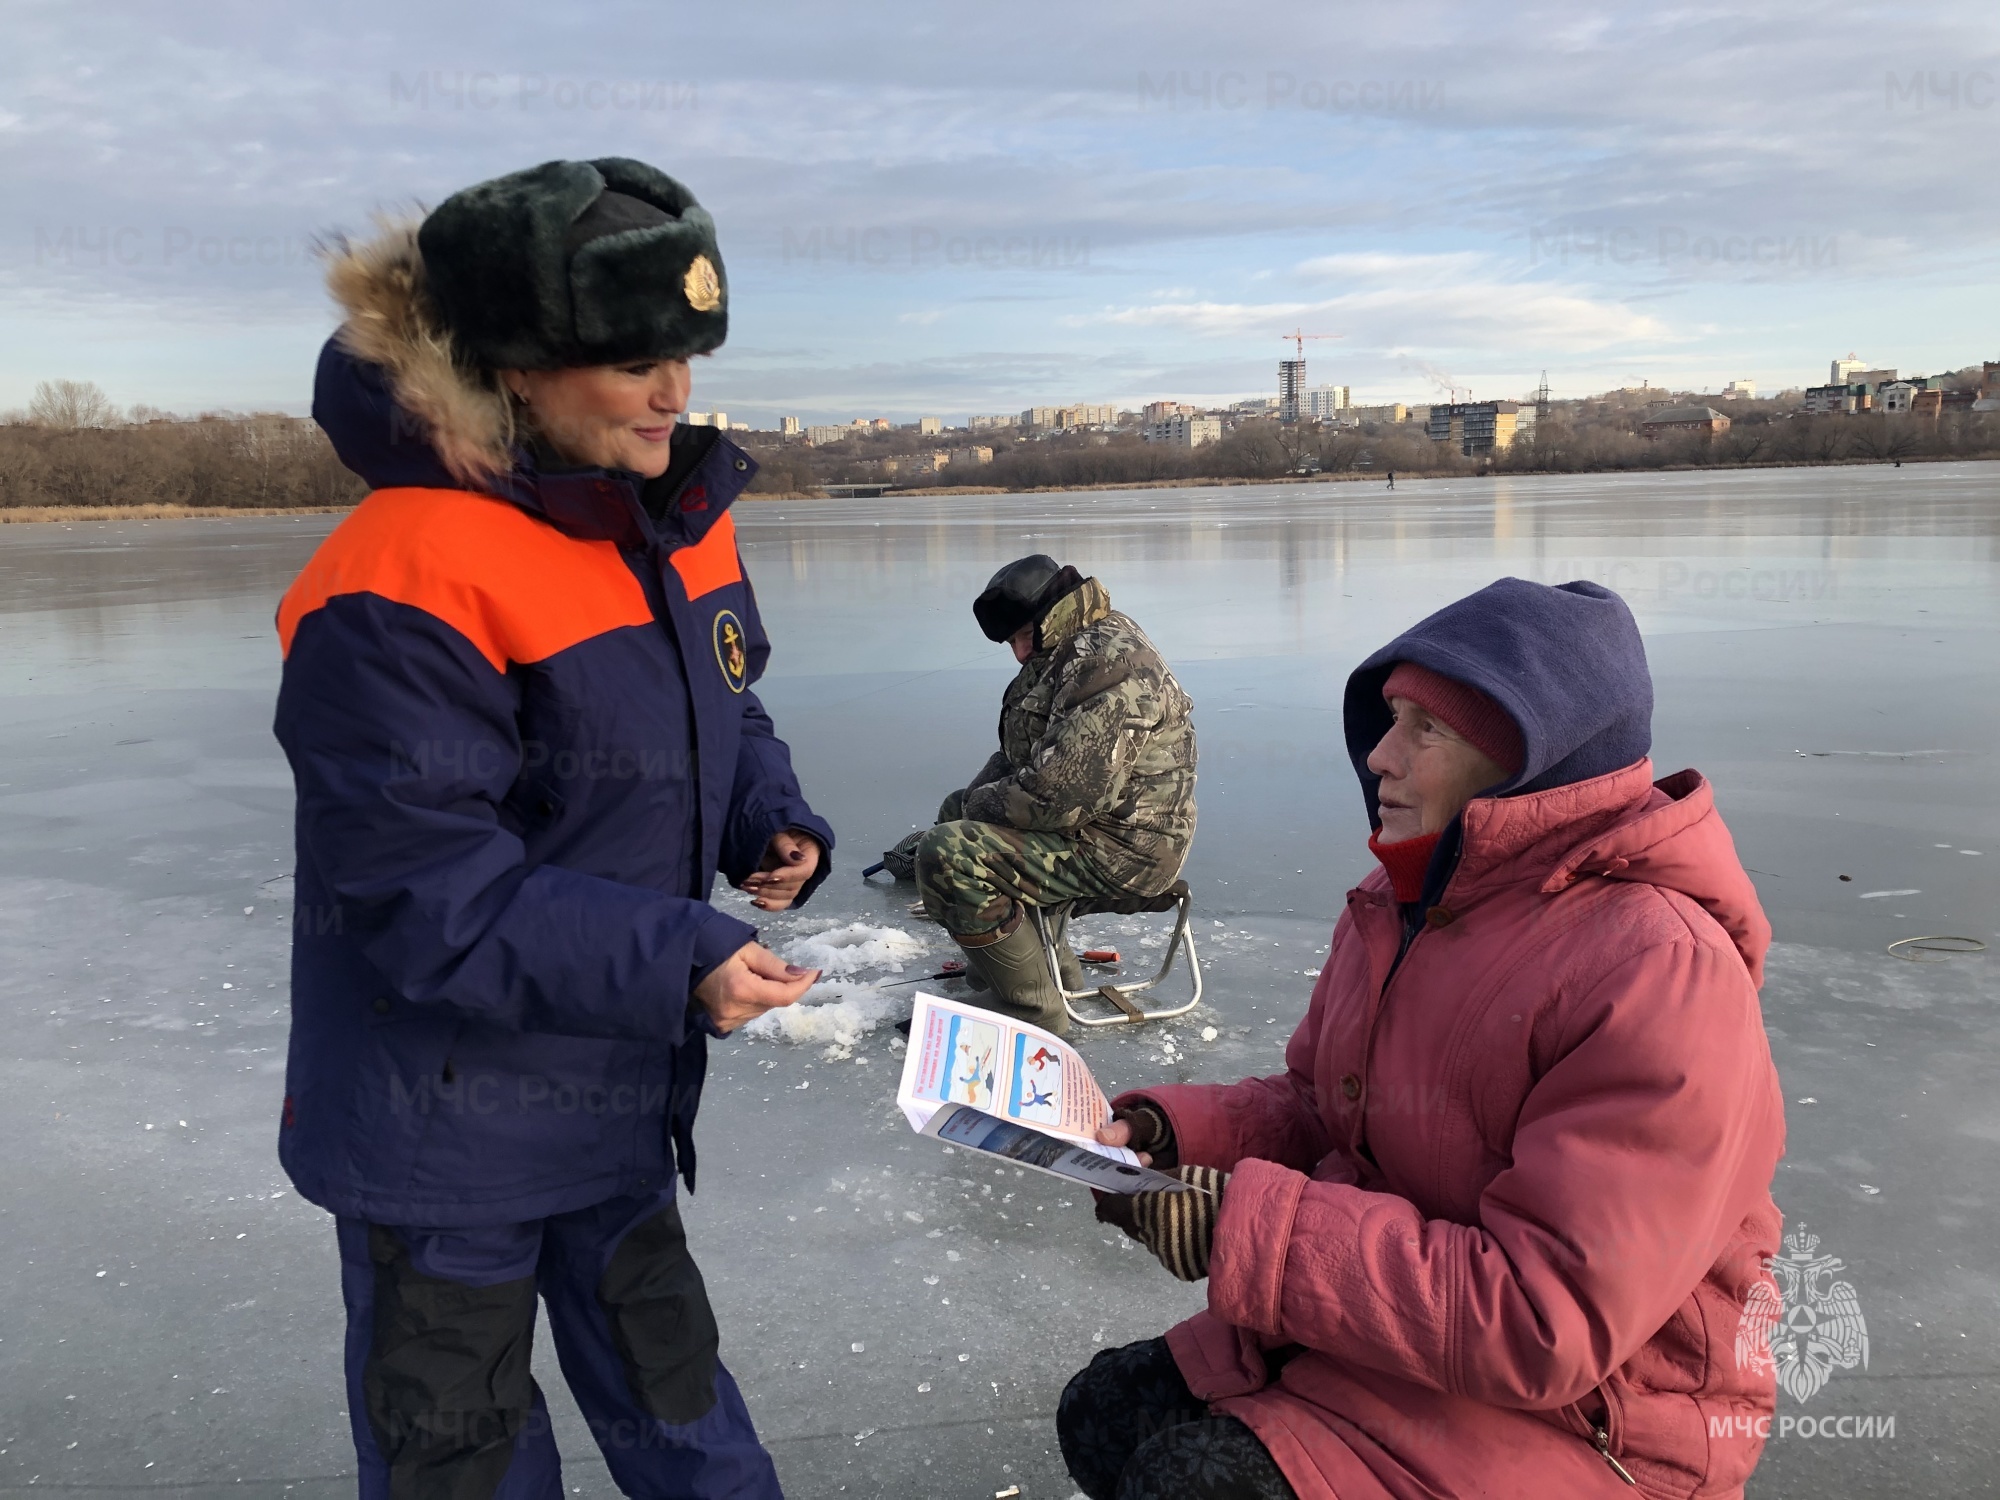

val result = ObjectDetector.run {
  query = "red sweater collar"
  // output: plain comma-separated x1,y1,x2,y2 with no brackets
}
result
1368,829,1442,904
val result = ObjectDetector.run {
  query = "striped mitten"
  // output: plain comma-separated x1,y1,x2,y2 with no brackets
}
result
1129,1165,1228,1281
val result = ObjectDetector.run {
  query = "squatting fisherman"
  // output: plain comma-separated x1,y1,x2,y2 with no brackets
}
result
273,158,831,1498
902,555,1196,1031
1062,578,1786,1500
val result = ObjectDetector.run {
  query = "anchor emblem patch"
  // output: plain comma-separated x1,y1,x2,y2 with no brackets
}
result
713,609,748,693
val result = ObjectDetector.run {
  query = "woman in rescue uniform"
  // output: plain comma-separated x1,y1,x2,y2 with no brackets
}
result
274,158,830,1500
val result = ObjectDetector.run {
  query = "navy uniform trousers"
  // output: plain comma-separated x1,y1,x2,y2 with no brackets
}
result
337,1190,779,1499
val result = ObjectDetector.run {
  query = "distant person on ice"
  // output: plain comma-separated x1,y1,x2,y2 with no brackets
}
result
1061,578,1786,1500
273,159,832,1499
900,556,1196,1031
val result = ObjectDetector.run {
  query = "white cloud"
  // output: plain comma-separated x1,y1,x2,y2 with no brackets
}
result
3,0,1995,408
1294,251,1488,283
1077,281,1673,355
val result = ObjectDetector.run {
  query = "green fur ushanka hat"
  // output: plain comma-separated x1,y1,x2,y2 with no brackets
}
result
417,157,728,370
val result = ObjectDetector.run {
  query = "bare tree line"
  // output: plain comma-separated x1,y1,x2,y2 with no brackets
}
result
7,379,1997,512
742,404,2000,495
2,380,363,511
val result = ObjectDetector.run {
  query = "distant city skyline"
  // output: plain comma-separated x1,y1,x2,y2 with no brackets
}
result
6,2,1998,422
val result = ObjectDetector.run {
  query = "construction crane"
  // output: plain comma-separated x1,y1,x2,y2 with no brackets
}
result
1278,329,1343,423
1281,329,1343,361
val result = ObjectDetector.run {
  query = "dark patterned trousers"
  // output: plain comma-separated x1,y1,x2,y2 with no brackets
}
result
1057,1337,1297,1500
913,816,1123,937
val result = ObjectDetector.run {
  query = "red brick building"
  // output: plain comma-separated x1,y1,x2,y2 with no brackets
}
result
1640,404,1732,438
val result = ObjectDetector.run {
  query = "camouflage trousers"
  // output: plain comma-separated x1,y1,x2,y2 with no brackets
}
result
914,818,1126,938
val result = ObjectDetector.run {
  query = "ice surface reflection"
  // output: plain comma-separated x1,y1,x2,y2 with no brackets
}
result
2,464,1996,1497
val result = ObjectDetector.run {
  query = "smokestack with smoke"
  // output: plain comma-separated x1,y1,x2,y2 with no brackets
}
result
1399,358,1458,395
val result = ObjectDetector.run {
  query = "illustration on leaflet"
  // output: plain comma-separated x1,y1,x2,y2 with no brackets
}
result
1008,1032,1064,1126
907,1009,1001,1112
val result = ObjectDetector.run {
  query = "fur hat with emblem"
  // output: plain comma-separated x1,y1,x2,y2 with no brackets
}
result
321,158,726,481
417,157,727,370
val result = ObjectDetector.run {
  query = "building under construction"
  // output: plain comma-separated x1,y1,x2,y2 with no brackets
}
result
1278,359,1307,423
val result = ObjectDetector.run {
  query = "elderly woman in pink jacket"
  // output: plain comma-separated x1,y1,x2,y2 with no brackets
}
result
1062,578,1787,1500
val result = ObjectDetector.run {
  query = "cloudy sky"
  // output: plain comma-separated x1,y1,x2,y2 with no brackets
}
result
5,0,1997,423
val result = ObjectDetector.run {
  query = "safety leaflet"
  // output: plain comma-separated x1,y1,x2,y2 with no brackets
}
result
896,992,1189,1195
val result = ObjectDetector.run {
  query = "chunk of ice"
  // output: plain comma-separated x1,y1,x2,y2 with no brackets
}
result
741,981,914,1047
781,923,928,977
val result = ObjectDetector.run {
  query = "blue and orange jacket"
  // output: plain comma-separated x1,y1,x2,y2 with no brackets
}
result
273,337,832,1226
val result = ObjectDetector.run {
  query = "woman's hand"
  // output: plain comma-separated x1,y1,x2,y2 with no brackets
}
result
693,942,818,1033
739,830,822,912
1097,1166,1229,1281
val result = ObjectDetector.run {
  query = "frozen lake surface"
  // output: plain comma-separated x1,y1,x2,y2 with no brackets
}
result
3,463,1998,1498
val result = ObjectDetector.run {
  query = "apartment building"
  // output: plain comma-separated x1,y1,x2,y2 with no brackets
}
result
1022,404,1116,430
1802,385,1860,415
881,450,952,477
1304,385,1350,420
1345,403,1409,424
1141,414,1222,448
1426,401,1521,455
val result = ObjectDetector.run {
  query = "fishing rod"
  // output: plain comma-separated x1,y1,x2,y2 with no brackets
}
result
877,968,969,988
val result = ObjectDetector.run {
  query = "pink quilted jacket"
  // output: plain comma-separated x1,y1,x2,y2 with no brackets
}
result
1124,761,1786,1499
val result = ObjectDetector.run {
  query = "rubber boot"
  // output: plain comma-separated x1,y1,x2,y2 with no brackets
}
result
954,915,1069,1035
957,909,1077,995
1042,904,1086,992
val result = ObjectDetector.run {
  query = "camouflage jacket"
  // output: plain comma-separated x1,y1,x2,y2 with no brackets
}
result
958,577,1196,893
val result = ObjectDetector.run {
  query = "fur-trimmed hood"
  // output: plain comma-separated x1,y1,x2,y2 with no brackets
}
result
320,219,515,483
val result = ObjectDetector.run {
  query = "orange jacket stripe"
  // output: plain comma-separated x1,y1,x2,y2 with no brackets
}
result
670,510,743,600
276,487,656,670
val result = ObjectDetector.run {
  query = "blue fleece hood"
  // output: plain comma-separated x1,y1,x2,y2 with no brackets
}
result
313,335,466,492
1343,578,1653,828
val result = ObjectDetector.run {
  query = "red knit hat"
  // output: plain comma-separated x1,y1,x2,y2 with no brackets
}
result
1382,662,1525,776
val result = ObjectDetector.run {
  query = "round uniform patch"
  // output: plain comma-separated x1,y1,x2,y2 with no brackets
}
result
684,255,722,313
713,609,748,693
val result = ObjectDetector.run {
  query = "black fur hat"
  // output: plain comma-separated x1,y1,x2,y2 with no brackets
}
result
973,555,1084,643
417,157,728,370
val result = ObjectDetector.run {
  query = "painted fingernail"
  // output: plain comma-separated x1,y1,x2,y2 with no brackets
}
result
785,964,812,977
